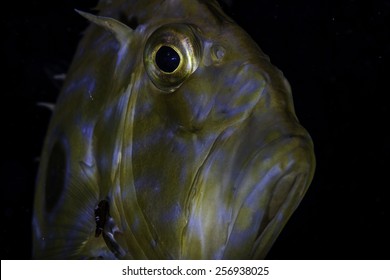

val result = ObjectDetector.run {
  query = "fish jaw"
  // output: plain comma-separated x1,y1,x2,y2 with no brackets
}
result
195,136,314,259
178,98,315,259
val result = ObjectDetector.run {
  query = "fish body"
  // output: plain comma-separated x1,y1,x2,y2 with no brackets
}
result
33,0,315,259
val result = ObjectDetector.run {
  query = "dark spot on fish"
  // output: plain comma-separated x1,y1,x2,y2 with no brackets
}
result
45,141,66,213
94,200,109,237
119,12,139,29
155,46,180,73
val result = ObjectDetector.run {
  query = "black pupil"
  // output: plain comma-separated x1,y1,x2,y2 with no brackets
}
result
155,46,180,73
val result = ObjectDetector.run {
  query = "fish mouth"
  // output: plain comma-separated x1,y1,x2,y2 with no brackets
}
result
225,132,315,259
180,124,314,259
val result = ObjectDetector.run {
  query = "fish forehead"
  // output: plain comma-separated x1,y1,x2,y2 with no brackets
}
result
33,0,315,259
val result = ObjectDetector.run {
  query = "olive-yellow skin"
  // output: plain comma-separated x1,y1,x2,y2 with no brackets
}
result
33,0,315,259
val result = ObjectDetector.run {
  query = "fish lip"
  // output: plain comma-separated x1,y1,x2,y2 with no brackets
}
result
221,133,314,259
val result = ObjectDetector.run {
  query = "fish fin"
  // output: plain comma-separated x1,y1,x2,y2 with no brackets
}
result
36,102,55,112
75,9,134,46
43,60,68,89
53,73,66,81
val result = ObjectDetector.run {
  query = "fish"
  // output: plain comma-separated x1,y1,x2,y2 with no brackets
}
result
33,0,315,259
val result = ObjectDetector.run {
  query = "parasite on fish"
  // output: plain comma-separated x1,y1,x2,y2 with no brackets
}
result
33,0,315,259
94,200,109,237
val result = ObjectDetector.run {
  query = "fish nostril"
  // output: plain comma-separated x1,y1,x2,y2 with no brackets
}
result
44,141,66,213
211,44,225,62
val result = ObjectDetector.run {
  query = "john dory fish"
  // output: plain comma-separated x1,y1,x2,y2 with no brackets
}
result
33,0,315,259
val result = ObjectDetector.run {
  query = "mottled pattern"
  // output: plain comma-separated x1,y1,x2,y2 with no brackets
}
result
33,0,315,259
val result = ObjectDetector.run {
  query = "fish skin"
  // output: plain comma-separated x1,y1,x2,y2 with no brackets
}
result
33,0,315,259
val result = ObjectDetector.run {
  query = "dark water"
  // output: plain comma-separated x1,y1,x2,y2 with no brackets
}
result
3,0,389,259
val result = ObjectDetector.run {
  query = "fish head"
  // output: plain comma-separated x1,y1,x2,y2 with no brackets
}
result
33,0,315,259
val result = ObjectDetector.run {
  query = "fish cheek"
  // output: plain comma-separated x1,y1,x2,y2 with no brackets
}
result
44,141,66,213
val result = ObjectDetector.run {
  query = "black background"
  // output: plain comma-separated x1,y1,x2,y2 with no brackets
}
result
3,0,389,259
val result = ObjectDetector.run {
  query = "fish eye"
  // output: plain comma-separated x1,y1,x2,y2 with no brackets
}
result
155,46,180,73
144,23,201,93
